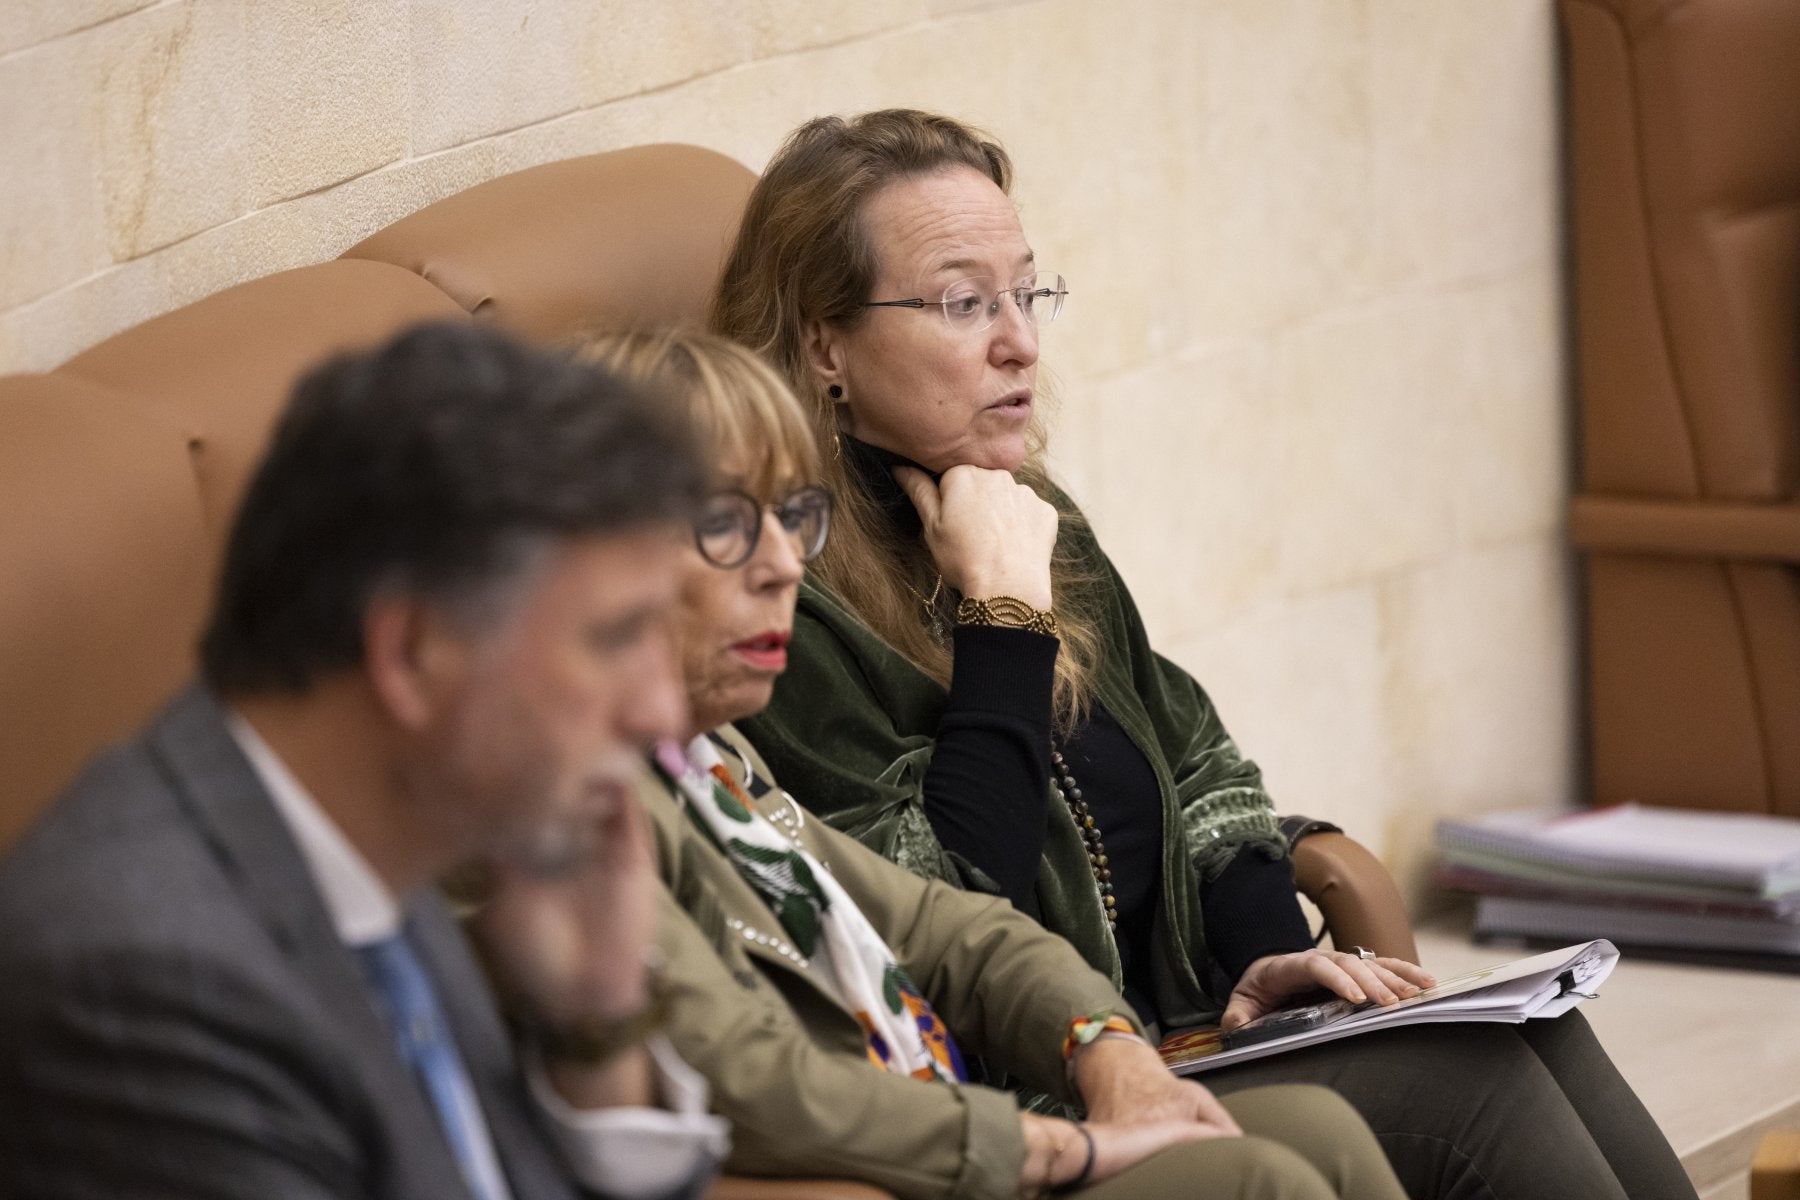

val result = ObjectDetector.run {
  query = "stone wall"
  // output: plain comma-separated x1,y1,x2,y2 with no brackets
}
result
0,0,1571,905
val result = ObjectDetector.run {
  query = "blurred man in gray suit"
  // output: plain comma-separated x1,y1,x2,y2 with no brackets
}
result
0,323,727,1199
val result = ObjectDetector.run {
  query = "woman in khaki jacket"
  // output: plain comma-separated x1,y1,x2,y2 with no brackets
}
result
577,329,1405,1200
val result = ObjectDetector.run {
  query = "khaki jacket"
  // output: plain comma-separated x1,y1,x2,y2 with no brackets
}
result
646,725,1134,1200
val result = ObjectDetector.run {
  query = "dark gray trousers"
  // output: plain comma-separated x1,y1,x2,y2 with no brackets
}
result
1201,1012,1697,1200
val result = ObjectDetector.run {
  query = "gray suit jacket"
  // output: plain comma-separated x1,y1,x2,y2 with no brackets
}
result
0,687,597,1200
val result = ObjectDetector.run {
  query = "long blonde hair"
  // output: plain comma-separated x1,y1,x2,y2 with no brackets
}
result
710,109,1100,730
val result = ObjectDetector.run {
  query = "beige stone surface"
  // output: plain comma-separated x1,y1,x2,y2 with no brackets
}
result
1074,344,1284,636
1158,589,1394,839
96,2,249,260
927,0,1035,14
0,34,112,310
742,0,923,58
1187,0,1378,345
1377,541,1576,894
0,139,499,373
409,1,755,153
408,3,602,152
0,0,155,57
578,3,752,108
1369,1,1560,291
246,1,409,205
923,0,1200,380
1269,270,1568,597
1426,267,1570,546
1272,299,1460,594
485,49,859,187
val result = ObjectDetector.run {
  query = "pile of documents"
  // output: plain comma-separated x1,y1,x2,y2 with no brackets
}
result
1433,804,1800,959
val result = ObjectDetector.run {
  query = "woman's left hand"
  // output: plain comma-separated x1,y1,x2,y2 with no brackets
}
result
1220,949,1437,1031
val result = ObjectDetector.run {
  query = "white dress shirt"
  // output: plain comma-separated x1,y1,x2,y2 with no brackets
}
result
228,714,728,1199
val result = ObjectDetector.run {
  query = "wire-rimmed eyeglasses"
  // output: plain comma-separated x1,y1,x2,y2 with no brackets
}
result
695,485,833,569
863,272,1068,333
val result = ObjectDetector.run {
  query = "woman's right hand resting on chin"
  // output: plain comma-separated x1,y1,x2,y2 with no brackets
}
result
895,464,1059,612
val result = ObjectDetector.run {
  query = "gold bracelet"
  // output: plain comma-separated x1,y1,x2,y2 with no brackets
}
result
954,595,1059,637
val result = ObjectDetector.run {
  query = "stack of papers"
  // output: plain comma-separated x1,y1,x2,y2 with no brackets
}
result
1434,805,1800,957
1160,941,1617,1073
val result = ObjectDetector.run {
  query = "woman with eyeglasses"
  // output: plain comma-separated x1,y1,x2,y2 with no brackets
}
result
574,328,1409,1200
710,110,1696,1200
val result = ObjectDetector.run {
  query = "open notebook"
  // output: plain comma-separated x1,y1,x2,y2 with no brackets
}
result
1160,941,1617,1074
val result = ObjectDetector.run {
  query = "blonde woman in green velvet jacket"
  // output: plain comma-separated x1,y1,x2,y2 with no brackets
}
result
578,329,1407,1200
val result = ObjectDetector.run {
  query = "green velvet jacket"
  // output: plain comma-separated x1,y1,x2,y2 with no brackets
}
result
740,507,1288,1030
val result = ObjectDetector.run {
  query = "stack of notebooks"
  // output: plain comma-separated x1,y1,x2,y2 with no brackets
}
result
1434,804,1800,962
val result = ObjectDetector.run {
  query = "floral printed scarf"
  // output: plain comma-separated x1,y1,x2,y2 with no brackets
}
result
656,735,966,1083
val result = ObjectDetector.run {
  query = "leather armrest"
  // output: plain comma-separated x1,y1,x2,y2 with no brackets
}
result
1753,1130,1800,1200
1569,495,1800,562
1290,831,1420,965
709,1179,895,1200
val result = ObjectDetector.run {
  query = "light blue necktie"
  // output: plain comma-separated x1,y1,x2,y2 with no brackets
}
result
357,931,508,1200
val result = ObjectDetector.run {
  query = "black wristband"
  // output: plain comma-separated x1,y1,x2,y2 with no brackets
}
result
1051,1123,1097,1194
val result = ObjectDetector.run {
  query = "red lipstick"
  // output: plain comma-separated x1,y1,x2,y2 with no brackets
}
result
731,630,790,671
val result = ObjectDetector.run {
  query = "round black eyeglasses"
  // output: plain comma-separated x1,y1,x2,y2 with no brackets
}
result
695,485,833,569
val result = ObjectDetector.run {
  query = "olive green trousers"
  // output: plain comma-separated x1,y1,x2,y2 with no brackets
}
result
1082,1084,1407,1199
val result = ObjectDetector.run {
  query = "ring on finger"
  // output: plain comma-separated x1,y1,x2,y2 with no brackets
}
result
1352,945,1377,962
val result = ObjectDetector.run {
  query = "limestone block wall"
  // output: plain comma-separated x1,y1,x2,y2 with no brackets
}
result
0,0,1570,906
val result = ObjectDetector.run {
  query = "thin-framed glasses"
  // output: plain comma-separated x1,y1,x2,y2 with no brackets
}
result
695,485,833,569
864,272,1068,332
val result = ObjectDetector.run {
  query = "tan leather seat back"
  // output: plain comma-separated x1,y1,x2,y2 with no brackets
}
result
1565,0,1800,501
341,144,757,343
3,262,463,842
60,260,468,535
3,144,756,849
0,376,212,844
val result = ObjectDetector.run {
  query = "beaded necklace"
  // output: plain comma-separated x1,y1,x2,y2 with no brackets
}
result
1050,748,1116,928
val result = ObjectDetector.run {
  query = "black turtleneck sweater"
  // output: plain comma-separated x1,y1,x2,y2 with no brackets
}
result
841,436,1312,1009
